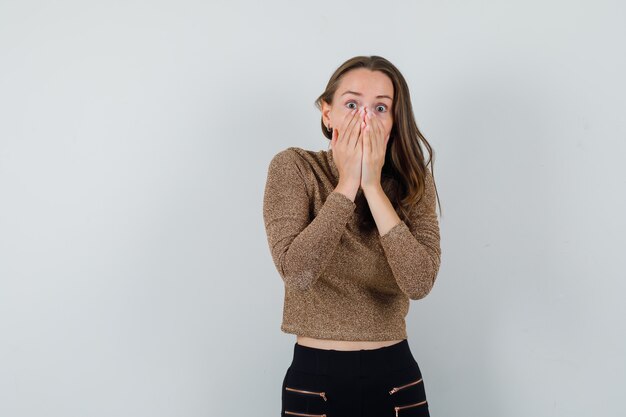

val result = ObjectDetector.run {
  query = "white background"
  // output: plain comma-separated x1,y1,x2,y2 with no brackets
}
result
1,1,625,416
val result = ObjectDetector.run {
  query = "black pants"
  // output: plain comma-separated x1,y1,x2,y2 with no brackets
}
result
281,339,430,417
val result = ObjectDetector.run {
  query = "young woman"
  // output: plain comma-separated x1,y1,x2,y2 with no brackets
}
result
263,55,442,417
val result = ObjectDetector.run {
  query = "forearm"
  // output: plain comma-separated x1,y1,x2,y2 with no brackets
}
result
364,184,441,299
379,221,440,299
362,184,402,236
274,191,356,290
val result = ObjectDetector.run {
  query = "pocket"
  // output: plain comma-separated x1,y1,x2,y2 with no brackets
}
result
387,367,429,416
282,368,329,417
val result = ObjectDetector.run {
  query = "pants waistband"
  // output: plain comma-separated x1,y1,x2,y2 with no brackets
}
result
289,339,417,377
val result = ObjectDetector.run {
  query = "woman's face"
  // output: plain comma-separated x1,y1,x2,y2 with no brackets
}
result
322,68,394,141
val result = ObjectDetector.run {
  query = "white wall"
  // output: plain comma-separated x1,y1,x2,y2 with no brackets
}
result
1,1,624,416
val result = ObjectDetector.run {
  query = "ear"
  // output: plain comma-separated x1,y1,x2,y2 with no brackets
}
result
321,100,332,126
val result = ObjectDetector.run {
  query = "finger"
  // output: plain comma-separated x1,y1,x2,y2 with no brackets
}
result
335,108,358,147
348,107,365,148
369,111,384,150
343,107,361,142
367,110,379,140
362,117,370,155
363,109,376,151
352,121,363,151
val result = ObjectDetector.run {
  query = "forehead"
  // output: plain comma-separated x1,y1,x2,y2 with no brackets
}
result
336,68,394,99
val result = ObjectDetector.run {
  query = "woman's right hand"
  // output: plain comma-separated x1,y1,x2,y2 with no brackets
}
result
330,106,366,197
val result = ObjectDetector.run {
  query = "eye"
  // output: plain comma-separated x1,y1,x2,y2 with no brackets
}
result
346,101,358,110
376,104,388,113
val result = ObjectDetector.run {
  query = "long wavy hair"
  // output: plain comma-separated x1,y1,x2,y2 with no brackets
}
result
314,55,442,230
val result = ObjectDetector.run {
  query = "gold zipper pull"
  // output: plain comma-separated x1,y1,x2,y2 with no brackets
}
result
389,377,423,395
393,400,428,415
285,387,327,401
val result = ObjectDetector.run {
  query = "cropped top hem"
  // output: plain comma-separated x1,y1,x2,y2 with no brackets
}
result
281,323,408,342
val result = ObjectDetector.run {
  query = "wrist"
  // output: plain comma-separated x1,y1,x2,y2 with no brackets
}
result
362,182,383,196
334,180,359,201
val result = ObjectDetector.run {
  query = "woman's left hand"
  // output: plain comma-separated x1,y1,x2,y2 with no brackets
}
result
360,107,390,191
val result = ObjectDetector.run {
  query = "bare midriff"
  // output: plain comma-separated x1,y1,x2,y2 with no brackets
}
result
296,335,404,351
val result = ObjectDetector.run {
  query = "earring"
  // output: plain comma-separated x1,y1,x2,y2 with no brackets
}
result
327,124,332,132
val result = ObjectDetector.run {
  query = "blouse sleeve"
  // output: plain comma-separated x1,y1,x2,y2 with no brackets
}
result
262,148,356,290
379,169,442,300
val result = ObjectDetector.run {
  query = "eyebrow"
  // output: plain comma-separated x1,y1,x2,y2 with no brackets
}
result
341,90,393,101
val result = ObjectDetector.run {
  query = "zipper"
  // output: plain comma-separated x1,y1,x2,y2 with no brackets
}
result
285,386,328,401
284,411,326,417
388,377,423,395
394,399,428,416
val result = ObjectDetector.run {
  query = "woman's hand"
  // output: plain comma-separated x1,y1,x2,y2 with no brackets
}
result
330,107,366,193
360,107,390,191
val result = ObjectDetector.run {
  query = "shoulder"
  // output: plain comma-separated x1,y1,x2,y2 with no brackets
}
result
269,146,305,163
268,146,319,172
266,147,312,181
